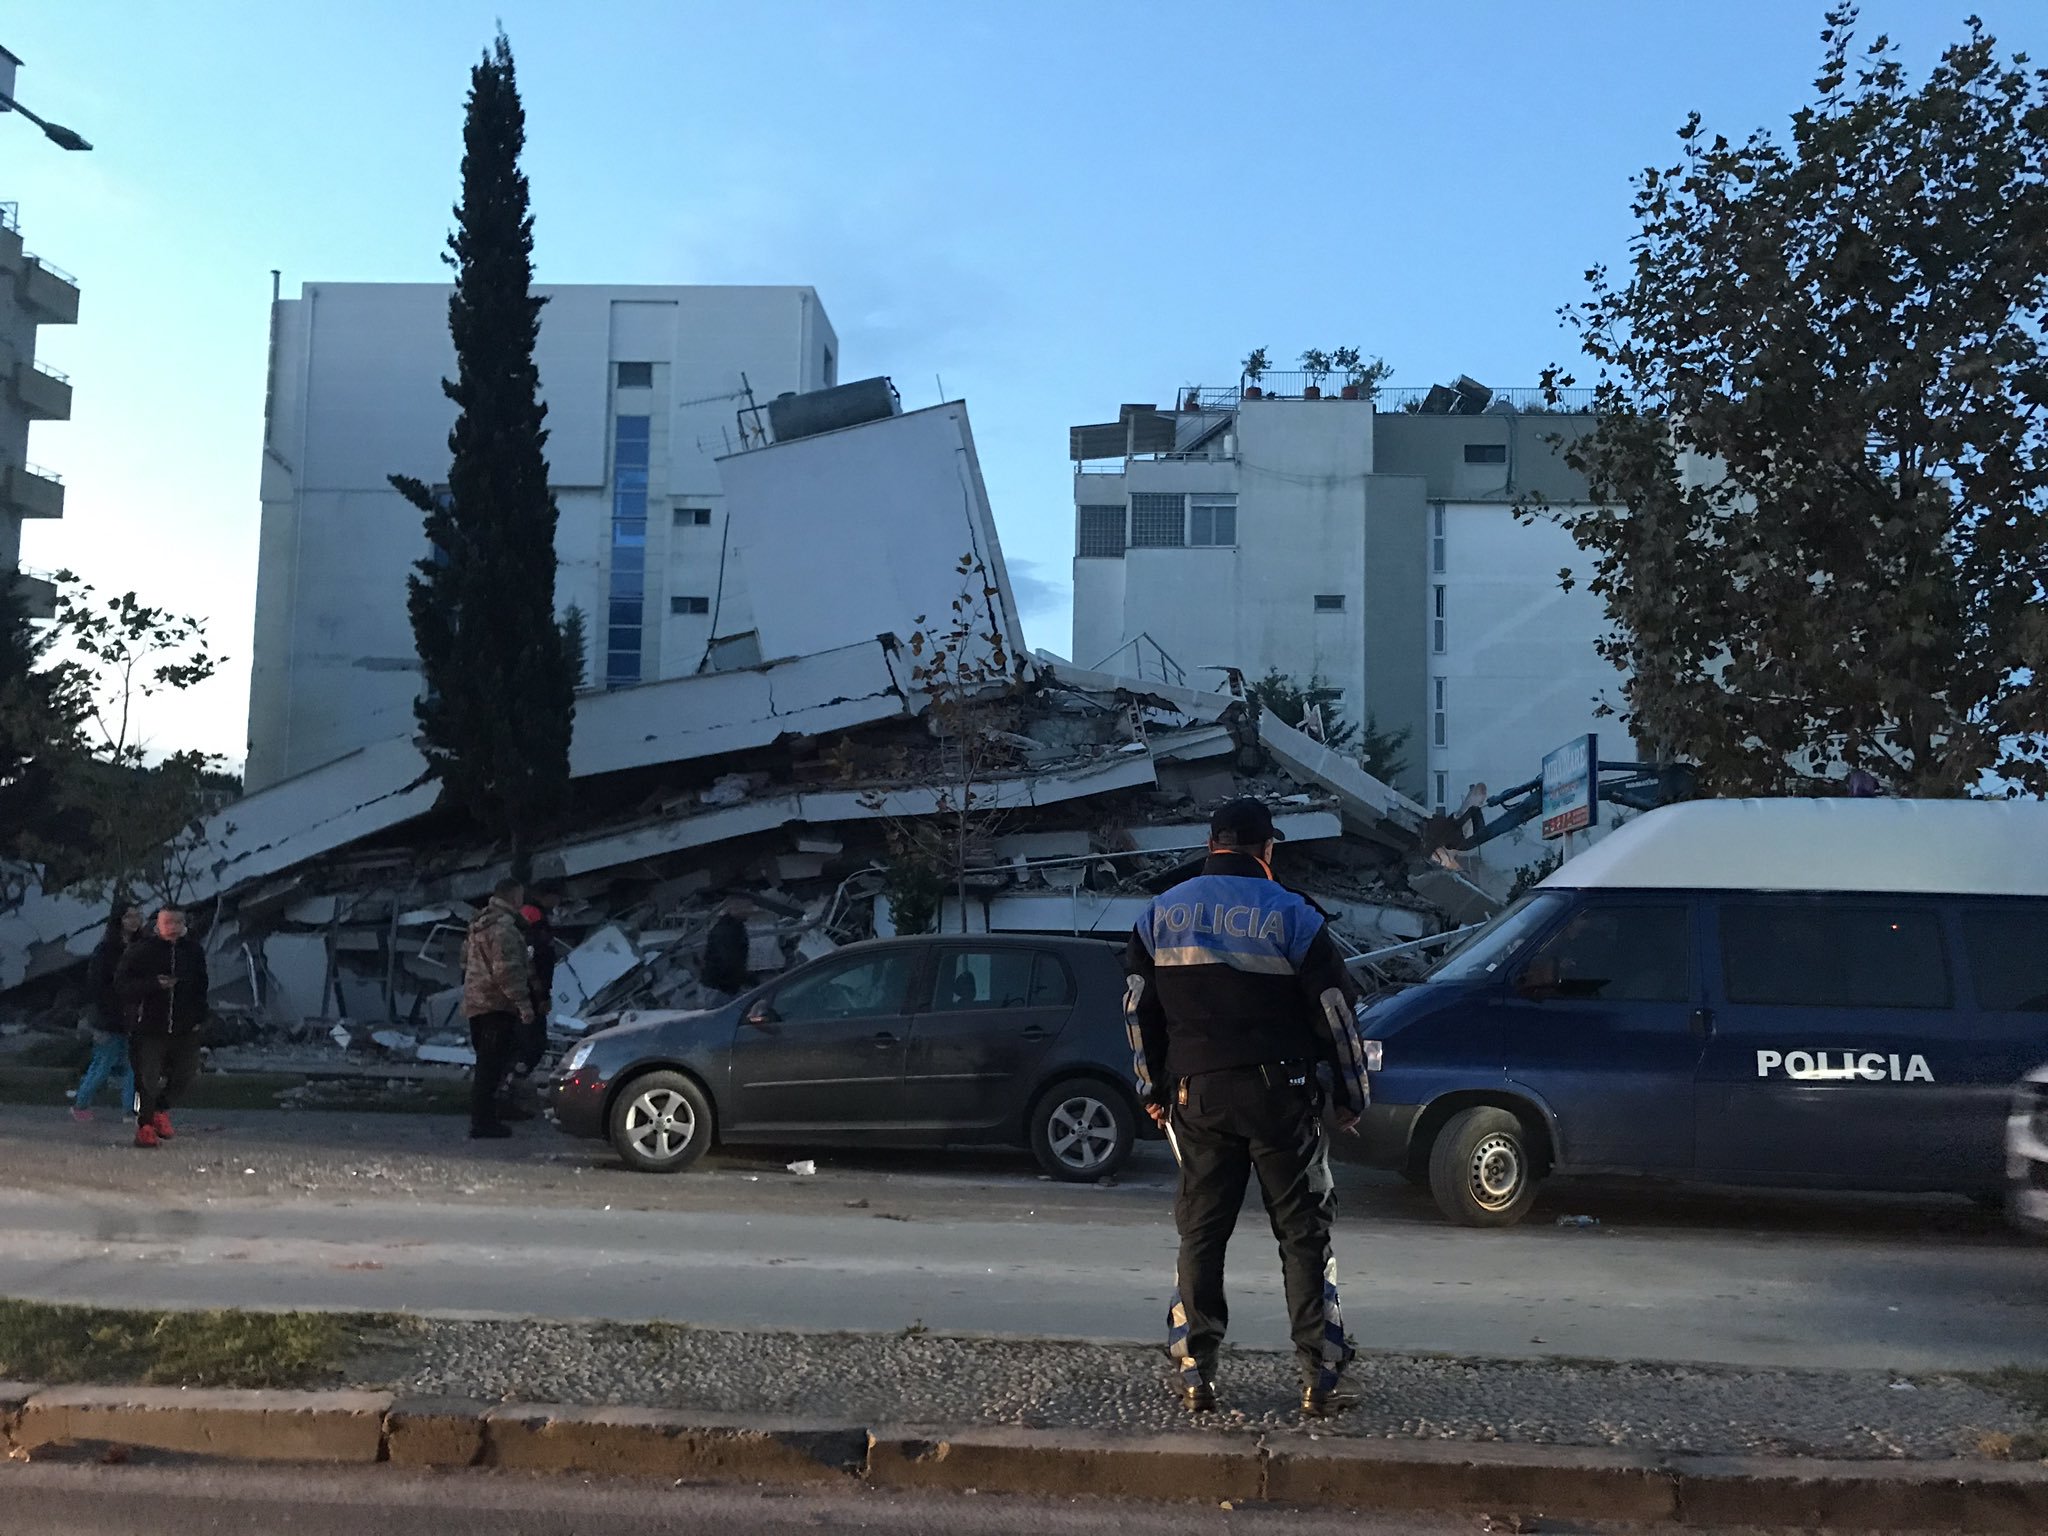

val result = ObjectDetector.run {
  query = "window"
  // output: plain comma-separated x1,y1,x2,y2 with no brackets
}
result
606,415,652,686
774,951,917,1023
1433,771,1449,811
1961,905,2048,1012
617,361,653,389
929,948,1049,1010
1314,594,1345,613
821,346,836,387
1516,904,1691,1004
670,595,710,616
1189,494,1237,547
1129,492,1185,547
1433,892,1568,981
1464,442,1507,465
1432,678,1447,748
1431,504,1446,574
1077,504,1126,558
1432,585,1446,654
675,506,712,527
1030,952,1076,1007
1720,904,1951,1010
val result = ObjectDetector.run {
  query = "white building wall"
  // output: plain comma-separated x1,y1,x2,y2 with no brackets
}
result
1427,503,1624,866
246,282,835,790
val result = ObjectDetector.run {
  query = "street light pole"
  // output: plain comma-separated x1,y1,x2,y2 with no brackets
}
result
0,45,91,151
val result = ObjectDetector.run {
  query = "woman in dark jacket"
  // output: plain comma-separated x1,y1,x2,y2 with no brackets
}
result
71,902,142,1121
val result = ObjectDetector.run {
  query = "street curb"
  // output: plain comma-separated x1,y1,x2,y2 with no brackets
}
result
4,1384,2047,1529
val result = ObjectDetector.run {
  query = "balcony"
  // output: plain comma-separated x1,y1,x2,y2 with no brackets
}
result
0,204,20,278
3,461,64,521
19,256,79,325
13,358,70,420
11,572,56,620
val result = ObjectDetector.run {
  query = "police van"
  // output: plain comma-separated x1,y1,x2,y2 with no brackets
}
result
1355,799,2048,1226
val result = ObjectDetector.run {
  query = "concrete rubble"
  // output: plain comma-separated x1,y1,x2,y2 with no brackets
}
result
0,391,1502,1076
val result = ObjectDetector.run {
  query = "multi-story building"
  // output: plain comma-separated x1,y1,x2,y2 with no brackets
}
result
0,197,78,617
1069,377,1625,865
246,282,837,790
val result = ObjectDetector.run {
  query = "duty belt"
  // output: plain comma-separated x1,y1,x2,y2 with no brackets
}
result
1178,1059,1314,1098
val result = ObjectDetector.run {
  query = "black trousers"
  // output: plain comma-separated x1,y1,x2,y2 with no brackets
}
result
130,1032,201,1126
1166,1066,1350,1391
511,1009,548,1077
469,1013,517,1130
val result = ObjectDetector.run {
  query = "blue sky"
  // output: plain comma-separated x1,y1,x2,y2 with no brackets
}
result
9,0,2044,770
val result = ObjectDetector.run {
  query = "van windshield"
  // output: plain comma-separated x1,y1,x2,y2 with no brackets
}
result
1428,892,1567,982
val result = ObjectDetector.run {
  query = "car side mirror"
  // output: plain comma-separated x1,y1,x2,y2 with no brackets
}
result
745,1001,780,1029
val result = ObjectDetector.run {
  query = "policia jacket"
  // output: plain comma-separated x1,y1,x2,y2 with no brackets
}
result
1123,851,1371,1116
1123,844,1374,1411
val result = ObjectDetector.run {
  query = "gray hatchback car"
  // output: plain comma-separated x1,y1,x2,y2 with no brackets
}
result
548,934,1150,1181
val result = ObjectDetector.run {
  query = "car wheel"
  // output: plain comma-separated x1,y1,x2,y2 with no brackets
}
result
1030,1078,1134,1183
609,1070,713,1174
1427,1105,1540,1227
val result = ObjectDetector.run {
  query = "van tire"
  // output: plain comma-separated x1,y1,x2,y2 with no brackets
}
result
1428,1106,1540,1227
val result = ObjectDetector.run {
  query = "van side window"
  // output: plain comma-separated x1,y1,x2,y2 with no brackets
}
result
1515,905,1690,1003
1961,906,2048,1012
1720,904,1951,1010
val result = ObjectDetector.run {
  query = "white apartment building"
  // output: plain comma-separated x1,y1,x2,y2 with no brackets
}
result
247,282,838,790
0,197,77,617
1070,379,1626,865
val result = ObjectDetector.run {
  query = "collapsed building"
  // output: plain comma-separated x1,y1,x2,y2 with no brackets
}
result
0,386,1509,1071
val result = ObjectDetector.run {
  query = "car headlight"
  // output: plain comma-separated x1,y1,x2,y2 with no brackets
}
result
562,1040,596,1075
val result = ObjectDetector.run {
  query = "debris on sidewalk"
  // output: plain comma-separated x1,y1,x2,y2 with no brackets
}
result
787,1160,817,1177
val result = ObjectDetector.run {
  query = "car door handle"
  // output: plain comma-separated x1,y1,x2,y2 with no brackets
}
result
1021,1026,1051,1041
1690,1008,1715,1039
872,1031,899,1048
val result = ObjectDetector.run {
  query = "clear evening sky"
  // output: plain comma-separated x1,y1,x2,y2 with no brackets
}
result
9,1,2042,773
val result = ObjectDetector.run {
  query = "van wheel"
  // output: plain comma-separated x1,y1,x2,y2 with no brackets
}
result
609,1071,713,1173
1030,1078,1134,1183
1428,1106,1540,1227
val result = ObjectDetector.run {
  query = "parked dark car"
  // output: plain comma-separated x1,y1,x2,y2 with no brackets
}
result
548,934,1151,1180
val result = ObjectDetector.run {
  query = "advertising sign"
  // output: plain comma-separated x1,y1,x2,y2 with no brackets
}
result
1541,733,1599,840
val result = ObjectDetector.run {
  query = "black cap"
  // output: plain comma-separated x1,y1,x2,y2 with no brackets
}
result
1210,798,1282,847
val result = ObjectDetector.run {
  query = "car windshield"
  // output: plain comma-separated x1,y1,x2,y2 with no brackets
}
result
1427,892,1567,982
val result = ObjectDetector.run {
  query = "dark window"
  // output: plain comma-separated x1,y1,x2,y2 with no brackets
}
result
670,595,710,616
1516,904,1691,1003
1129,492,1185,547
928,948,1041,1010
1030,952,1076,1008
1464,442,1507,464
675,506,712,527
1189,495,1237,547
1077,505,1126,558
775,951,917,1023
1962,905,2048,1012
1720,904,1951,1010
617,361,653,388
1314,594,1345,613
821,346,836,387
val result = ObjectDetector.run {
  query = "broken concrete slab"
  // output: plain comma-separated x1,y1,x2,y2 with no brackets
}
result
553,927,639,1017
1258,713,1426,849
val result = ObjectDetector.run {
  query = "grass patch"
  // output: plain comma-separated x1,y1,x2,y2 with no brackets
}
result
0,1066,468,1115
1971,1366,2048,1422
0,1300,366,1388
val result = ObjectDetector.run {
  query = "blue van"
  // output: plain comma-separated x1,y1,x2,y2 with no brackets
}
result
1355,799,2048,1225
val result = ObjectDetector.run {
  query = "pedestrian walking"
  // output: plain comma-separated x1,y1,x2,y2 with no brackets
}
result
71,901,142,1122
461,877,535,1141
1124,799,1373,1418
115,905,209,1149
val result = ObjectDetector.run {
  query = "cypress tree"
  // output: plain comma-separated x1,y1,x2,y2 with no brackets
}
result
392,31,574,861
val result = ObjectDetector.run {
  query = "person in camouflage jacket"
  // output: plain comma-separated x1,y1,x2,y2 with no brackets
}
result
460,878,534,1138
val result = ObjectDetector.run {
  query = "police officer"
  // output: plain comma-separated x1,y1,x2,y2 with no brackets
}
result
1125,799,1372,1417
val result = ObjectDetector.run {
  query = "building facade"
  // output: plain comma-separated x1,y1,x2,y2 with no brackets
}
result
247,282,837,790
1070,384,1624,865
0,198,78,617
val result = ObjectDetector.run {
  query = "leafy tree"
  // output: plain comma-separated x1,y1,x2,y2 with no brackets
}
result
1531,8,2048,796
2,572,223,905
1248,669,1413,784
0,572,86,887
559,604,588,690
391,30,575,862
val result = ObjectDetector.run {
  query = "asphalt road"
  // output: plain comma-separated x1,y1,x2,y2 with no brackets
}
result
3,1106,2044,1370
0,1461,1806,1536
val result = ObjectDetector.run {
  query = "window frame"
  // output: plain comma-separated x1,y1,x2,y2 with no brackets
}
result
670,594,710,616
1513,900,1695,1006
1432,677,1448,749
924,945,1069,1012
1076,503,1127,558
1432,585,1447,654
1313,593,1346,613
1431,503,1447,574
1128,492,1186,548
1188,493,1238,548
616,361,654,389
1463,442,1507,465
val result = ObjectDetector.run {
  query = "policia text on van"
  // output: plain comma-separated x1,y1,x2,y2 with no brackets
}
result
1352,800,2048,1226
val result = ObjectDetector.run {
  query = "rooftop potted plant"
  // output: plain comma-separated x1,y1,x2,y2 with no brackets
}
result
1241,347,1269,400
1299,348,1330,400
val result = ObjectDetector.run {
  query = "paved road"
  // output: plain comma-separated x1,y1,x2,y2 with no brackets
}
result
0,1461,1804,1536
3,1107,2044,1370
